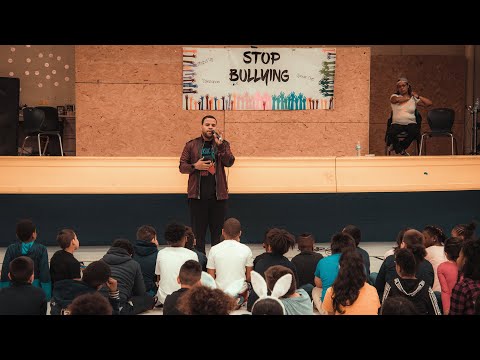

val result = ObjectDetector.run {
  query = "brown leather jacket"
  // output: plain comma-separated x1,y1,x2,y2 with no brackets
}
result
179,136,235,200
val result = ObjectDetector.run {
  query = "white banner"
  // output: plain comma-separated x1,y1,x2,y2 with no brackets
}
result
182,47,336,111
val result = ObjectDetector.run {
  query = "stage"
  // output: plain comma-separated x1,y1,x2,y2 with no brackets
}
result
0,156,479,246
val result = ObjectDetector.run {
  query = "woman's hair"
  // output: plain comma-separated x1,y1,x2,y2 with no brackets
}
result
399,229,426,264
452,222,477,241
176,285,237,315
395,77,412,96
390,227,411,252
423,225,447,246
330,232,356,254
459,239,480,281
342,225,361,247
443,237,463,262
331,250,366,314
395,248,417,276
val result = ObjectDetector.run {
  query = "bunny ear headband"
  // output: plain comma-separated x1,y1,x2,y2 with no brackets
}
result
200,271,245,297
250,270,292,315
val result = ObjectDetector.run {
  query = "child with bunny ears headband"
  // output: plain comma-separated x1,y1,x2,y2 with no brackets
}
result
250,270,292,315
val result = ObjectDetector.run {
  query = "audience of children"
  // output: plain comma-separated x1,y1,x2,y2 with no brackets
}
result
0,217,478,315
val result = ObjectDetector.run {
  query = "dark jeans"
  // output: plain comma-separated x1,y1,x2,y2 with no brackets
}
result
300,283,314,300
119,294,155,315
189,198,227,254
387,123,419,153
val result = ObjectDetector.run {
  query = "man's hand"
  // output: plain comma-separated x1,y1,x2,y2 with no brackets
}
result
194,157,212,170
105,277,118,292
213,130,224,146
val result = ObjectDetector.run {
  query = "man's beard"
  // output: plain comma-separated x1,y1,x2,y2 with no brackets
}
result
203,132,214,140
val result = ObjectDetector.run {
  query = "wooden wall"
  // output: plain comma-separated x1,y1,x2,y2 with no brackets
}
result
369,55,466,155
75,46,371,157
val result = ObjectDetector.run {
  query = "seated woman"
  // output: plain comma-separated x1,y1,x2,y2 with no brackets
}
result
322,250,380,315
387,77,432,155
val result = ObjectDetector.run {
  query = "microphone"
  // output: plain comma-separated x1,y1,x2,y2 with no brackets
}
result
212,130,223,142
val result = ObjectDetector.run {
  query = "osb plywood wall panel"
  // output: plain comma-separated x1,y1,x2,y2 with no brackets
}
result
370,55,466,155
76,46,370,157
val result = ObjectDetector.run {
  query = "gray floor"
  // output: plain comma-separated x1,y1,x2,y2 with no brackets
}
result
0,242,394,273
0,242,394,315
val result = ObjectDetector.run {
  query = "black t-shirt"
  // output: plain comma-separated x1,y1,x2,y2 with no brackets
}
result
163,288,188,315
200,140,216,200
50,250,81,287
291,251,324,287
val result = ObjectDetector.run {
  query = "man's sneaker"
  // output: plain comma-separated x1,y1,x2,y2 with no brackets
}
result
387,144,394,153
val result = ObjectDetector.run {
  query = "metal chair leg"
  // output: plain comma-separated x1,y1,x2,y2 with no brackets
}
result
419,134,427,155
450,134,454,155
37,134,42,156
57,133,64,156
42,136,50,155
37,135,50,156
20,136,30,156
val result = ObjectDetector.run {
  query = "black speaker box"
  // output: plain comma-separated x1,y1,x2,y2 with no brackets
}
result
0,77,20,156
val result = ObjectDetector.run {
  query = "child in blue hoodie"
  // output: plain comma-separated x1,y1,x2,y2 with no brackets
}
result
0,219,51,300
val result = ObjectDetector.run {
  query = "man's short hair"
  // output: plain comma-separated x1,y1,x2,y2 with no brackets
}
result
111,238,134,256
56,229,76,249
223,218,241,239
82,261,111,288
296,233,315,251
9,256,34,283
179,260,202,286
201,115,217,125
266,228,295,255
165,222,187,244
16,219,36,242
136,225,157,242
69,292,113,315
